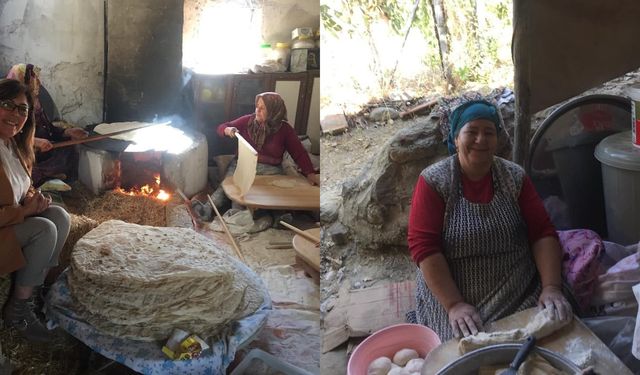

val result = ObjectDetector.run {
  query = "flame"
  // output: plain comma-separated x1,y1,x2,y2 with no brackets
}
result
116,173,171,201
157,190,170,200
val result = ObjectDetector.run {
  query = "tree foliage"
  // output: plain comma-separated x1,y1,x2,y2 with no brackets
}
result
322,0,513,102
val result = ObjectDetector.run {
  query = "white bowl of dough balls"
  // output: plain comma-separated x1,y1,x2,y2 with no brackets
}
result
347,323,442,375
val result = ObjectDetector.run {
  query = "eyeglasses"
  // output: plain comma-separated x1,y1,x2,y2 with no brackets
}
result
0,100,29,117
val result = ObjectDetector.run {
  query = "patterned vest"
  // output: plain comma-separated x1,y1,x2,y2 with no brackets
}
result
413,155,541,340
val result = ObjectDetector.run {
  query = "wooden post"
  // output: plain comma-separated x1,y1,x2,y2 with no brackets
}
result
512,0,531,168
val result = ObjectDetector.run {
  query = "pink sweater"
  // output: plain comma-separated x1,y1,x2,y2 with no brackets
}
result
217,114,315,176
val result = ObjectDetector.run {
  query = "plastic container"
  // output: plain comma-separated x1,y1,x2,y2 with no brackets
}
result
625,85,640,147
291,36,315,49
347,323,441,375
547,132,609,235
595,130,640,245
291,27,313,41
229,349,313,375
273,42,291,71
258,43,273,62
253,43,288,73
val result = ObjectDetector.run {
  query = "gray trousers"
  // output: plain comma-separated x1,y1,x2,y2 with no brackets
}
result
13,205,70,286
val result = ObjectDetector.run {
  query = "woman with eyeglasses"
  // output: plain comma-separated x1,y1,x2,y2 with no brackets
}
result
0,78,70,342
6,63,88,186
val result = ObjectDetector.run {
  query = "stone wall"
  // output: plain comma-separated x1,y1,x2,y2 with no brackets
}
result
0,0,104,125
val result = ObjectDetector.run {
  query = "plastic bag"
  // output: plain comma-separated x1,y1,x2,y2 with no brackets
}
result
582,316,640,372
633,283,640,360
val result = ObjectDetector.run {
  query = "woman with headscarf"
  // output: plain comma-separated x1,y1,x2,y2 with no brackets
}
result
407,100,572,341
211,92,319,209
6,63,88,186
0,78,70,342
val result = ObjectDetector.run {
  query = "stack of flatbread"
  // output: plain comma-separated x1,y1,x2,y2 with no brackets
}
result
68,220,265,341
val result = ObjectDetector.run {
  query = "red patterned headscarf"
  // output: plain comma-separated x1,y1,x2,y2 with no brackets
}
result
248,92,288,150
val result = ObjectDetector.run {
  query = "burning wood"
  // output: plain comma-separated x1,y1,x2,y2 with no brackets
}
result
115,173,171,202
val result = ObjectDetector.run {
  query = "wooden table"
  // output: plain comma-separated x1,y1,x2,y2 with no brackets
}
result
292,228,320,285
422,307,632,375
221,175,320,212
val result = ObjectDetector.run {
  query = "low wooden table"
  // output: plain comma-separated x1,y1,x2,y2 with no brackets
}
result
422,307,632,375
221,175,320,212
292,227,320,285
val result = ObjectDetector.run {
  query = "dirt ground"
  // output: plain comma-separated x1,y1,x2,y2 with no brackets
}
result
318,69,640,374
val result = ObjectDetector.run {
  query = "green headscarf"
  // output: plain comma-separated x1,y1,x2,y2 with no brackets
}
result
447,100,501,155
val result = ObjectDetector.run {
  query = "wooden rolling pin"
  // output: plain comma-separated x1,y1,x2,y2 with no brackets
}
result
207,194,246,263
279,221,320,244
51,122,161,149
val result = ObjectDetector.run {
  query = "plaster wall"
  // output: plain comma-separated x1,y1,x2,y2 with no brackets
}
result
262,0,319,44
0,0,104,125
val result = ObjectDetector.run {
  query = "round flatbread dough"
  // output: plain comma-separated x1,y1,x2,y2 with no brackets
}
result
270,178,302,188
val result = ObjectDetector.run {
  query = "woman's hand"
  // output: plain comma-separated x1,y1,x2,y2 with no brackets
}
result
22,190,50,217
447,301,484,338
64,127,89,140
224,127,238,138
306,173,319,186
538,285,572,321
34,137,53,152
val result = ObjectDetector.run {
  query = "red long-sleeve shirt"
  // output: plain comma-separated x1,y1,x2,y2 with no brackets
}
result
408,172,557,266
217,114,315,176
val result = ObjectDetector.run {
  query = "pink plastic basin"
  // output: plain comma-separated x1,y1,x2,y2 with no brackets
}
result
347,323,442,375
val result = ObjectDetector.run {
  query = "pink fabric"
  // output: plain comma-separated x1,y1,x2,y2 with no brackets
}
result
557,229,604,310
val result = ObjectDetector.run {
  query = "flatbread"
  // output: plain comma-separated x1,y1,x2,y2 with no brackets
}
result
270,178,303,188
69,220,266,341
519,352,569,375
233,134,257,196
459,308,572,354
93,121,155,141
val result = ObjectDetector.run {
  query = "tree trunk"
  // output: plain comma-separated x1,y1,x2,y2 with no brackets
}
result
467,0,482,57
429,0,455,91
513,0,531,167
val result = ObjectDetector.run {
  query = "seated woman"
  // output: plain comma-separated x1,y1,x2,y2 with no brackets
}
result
7,63,88,187
407,100,573,341
0,78,70,342
211,92,319,209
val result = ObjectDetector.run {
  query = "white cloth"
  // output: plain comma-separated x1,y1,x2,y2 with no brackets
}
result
632,283,640,359
0,141,30,204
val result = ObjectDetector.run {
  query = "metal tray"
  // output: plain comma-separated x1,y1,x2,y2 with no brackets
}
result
434,344,581,375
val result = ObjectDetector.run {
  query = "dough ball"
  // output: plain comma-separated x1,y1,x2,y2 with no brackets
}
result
393,348,419,366
367,356,392,375
404,358,425,373
387,366,410,375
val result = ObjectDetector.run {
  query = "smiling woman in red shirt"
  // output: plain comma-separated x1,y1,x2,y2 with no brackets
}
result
407,100,572,341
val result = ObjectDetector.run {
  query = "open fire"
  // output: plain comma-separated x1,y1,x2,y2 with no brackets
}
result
115,173,171,201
